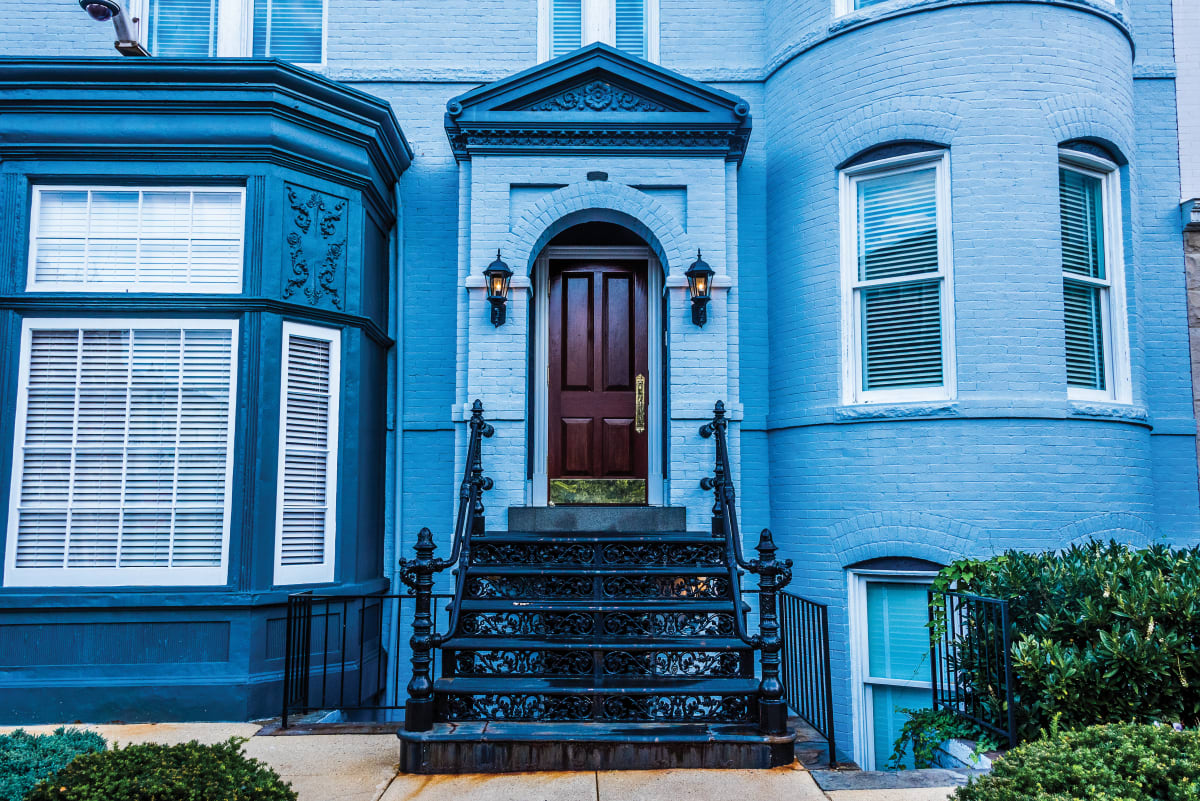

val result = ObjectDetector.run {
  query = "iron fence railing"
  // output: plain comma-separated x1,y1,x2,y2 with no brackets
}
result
929,590,1017,747
282,591,453,728
780,590,836,765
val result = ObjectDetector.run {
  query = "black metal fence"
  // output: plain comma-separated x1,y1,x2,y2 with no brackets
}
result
780,590,836,764
282,591,452,728
929,591,1017,747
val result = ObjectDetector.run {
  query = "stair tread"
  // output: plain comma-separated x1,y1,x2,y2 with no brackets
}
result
435,677,759,694
466,566,736,575
458,600,748,612
441,637,754,651
480,532,718,542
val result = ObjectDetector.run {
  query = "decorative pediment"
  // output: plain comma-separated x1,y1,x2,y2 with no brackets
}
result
445,43,751,163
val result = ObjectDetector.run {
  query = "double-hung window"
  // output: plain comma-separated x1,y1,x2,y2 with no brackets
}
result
145,0,325,65
28,187,244,293
542,0,657,61
850,569,937,770
5,319,238,587
841,151,954,403
274,322,340,585
1060,151,1128,401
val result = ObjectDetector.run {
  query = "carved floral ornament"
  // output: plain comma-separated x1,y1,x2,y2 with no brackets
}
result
522,80,670,112
283,184,347,310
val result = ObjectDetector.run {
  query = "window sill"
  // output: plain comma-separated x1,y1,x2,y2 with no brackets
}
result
835,400,960,421
1068,400,1147,423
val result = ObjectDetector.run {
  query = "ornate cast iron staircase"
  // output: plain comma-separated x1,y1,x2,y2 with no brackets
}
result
397,401,796,772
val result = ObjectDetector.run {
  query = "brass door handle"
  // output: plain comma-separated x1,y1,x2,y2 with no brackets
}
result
635,374,646,434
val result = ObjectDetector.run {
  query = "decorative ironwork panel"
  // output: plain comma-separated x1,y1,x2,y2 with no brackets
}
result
461,611,595,636
467,575,593,600
602,575,730,600
602,611,734,637
452,649,593,677
601,543,724,567
600,694,755,722
472,543,594,566
602,650,743,677
443,693,594,721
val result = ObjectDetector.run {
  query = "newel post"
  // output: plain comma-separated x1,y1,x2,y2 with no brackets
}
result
468,400,495,537
400,527,437,732
754,527,793,736
699,400,727,540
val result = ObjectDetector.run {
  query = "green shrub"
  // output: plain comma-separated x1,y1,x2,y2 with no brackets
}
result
25,737,296,801
936,541,1200,740
889,708,1001,770
954,722,1200,801
0,728,105,801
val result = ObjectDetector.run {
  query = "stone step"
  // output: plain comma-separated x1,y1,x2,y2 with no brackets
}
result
463,571,735,601
443,646,754,679
507,505,687,533
470,538,726,567
457,607,742,639
441,636,752,651
398,721,797,773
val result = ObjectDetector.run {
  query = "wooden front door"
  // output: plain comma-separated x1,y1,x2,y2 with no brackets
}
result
548,260,649,504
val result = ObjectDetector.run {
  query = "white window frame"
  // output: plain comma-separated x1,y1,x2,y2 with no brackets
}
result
4,317,239,588
833,0,892,18
848,569,938,771
273,321,341,586
1060,150,1131,404
840,150,956,405
132,0,327,67
27,185,246,295
537,0,659,62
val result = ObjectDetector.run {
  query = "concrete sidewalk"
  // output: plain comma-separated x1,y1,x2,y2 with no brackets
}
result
0,723,960,801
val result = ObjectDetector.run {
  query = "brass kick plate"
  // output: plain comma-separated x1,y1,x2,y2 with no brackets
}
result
549,479,647,505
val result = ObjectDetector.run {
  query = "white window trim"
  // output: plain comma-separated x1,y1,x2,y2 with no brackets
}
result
26,185,246,295
3,317,239,588
848,568,939,771
537,0,659,62
839,150,956,405
273,321,341,586
132,0,327,67
1060,150,1131,404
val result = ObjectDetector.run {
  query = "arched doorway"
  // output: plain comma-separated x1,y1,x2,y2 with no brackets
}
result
529,222,666,506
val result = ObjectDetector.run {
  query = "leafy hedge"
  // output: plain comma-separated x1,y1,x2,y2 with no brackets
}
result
0,728,106,801
939,541,1200,741
954,722,1200,801
26,737,296,801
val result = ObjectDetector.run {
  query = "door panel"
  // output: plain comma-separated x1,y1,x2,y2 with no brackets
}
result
548,260,648,503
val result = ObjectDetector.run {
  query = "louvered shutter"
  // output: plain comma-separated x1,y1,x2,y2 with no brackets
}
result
149,0,219,56
551,0,583,57
1060,167,1108,391
615,0,646,58
275,324,340,584
253,0,325,63
8,321,235,586
854,167,945,392
30,188,244,293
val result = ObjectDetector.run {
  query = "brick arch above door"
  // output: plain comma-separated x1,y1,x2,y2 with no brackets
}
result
507,181,691,278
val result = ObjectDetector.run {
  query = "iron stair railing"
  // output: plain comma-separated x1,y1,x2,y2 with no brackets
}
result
398,399,494,732
699,400,794,737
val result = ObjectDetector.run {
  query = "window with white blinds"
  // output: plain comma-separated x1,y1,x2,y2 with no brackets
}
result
274,323,340,585
146,0,325,63
4,319,237,587
28,187,245,293
841,152,954,403
1060,155,1126,401
543,0,656,61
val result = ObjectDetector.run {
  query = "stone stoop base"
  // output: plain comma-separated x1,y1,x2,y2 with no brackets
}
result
397,721,797,773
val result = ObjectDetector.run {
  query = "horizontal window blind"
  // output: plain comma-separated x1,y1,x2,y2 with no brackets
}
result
30,188,244,293
275,324,339,584
1060,165,1111,393
9,322,236,586
551,0,583,57
149,0,219,57
851,164,947,395
254,0,324,63
615,0,646,58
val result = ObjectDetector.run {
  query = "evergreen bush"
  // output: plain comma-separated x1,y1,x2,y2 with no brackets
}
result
0,728,105,801
953,722,1200,801
937,541,1200,741
25,737,296,801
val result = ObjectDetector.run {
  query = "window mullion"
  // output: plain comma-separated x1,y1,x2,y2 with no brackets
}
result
216,0,249,56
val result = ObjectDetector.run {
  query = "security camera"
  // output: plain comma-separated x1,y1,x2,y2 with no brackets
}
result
78,0,150,56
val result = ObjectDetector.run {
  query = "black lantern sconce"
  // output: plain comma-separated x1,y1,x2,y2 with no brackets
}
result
484,250,513,326
686,249,715,326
